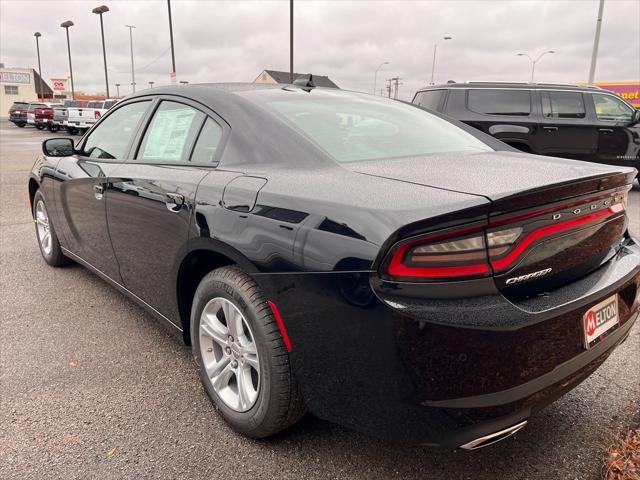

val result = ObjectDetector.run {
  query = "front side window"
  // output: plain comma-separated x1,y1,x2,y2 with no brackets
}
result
259,92,492,163
414,90,446,111
191,118,223,163
467,89,531,116
541,91,586,119
592,93,634,123
81,101,150,159
138,101,205,163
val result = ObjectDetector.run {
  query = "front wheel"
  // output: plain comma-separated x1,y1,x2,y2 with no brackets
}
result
191,266,306,438
33,190,71,267
35,124,45,130
17,122,26,128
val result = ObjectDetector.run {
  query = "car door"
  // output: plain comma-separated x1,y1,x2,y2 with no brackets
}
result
106,97,225,321
534,90,597,160
54,99,152,282
590,92,640,167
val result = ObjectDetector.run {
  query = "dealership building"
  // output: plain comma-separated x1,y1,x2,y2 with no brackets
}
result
0,65,54,118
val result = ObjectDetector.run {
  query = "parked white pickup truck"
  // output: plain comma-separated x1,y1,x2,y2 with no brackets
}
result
66,99,118,135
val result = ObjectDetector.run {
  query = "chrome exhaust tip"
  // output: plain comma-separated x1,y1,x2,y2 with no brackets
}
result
459,420,528,450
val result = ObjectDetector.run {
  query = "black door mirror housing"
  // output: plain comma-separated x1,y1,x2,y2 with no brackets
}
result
42,138,75,157
631,109,640,125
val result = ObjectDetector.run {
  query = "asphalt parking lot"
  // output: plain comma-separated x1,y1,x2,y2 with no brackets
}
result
1,120,638,480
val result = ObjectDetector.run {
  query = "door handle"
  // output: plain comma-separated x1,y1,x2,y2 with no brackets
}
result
94,184,104,200
543,126,558,132
165,192,185,212
598,128,614,133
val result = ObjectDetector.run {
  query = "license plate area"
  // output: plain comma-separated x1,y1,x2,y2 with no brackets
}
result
583,294,619,349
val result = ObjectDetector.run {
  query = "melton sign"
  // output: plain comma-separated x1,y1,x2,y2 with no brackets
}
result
0,71,31,84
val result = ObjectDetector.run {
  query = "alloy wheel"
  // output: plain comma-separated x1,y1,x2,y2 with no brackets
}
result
35,200,52,256
199,297,261,412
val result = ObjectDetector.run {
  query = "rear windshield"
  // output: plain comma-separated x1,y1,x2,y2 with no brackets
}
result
103,100,116,109
11,102,27,108
88,101,103,108
257,91,492,162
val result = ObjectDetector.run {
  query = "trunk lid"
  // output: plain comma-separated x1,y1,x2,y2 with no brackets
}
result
351,151,636,298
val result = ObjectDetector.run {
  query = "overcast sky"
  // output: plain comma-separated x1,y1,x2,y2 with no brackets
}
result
1,0,638,100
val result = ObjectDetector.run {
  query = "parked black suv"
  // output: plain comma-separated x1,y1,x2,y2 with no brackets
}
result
412,82,639,171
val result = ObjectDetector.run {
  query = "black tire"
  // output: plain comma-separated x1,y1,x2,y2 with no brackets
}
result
35,124,45,130
66,127,78,135
17,122,26,128
190,266,306,438
32,190,71,267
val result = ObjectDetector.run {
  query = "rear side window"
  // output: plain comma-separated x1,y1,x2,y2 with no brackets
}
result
103,100,116,109
467,89,531,116
191,118,223,163
81,101,150,159
138,101,205,163
541,91,586,119
414,90,446,111
88,101,102,108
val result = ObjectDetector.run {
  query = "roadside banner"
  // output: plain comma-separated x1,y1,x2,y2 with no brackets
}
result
594,82,640,107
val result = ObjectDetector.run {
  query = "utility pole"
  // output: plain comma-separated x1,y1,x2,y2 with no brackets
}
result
125,25,136,92
167,0,177,79
386,78,392,98
33,33,44,100
588,0,605,84
387,77,402,99
289,0,294,83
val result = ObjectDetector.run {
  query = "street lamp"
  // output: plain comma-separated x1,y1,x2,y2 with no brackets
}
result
430,36,452,85
60,20,75,100
373,61,389,95
148,81,155,88
517,51,555,82
92,5,110,97
125,25,136,92
115,83,120,97
167,0,177,80
33,32,44,100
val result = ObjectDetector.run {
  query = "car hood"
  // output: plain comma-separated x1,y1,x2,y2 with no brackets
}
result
347,150,635,200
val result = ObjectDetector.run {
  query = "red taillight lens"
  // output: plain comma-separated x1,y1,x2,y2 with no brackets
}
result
95,110,101,119
385,227,490,281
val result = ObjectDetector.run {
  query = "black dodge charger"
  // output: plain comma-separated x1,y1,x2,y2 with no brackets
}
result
29,83,639,449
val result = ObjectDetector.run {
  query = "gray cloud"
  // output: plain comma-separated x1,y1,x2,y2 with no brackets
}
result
1,0,638,100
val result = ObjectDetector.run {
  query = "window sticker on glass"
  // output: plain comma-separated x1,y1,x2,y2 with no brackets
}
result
141,103,202,162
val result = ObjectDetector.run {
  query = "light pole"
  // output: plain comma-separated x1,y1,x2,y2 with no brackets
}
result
33,32,44,100
149,81,155,88
115,83,120,97
167,0,176,80
517,51,555,82
430,36,452,85
373,61,389,95
289,0,294,83
92,5,110,97
60,21,75,100
125,25,136,92
588,0,605,84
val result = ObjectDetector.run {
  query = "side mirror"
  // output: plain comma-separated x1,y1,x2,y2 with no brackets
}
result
632,109,640,125
42,138,75,157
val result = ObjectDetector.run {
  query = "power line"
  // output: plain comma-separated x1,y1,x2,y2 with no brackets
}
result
107,46,171,74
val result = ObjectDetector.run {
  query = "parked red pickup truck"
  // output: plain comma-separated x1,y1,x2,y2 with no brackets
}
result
28,103,55,130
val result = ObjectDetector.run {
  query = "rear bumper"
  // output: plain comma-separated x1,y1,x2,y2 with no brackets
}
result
252,235,640,446
67,120,94,129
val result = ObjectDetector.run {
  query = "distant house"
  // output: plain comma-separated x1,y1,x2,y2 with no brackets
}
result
254,69,339,89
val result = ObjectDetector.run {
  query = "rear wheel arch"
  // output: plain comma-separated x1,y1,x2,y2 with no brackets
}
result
176,243,257,345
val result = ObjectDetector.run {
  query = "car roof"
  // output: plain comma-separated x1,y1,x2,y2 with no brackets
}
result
416,82,605,92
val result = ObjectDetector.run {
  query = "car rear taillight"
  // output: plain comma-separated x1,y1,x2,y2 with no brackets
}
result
382,190,628,283
95,110,101,119
384,226,491,281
